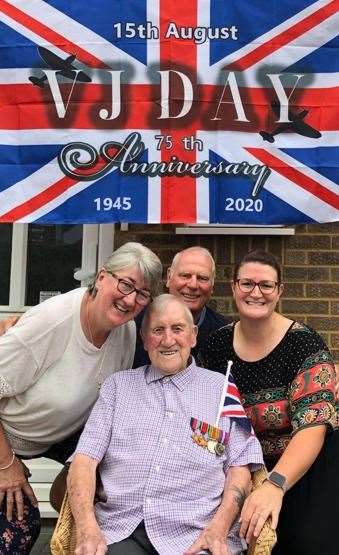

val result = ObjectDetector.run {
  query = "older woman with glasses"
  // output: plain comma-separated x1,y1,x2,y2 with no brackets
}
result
0,241,162,554
200,249,339,555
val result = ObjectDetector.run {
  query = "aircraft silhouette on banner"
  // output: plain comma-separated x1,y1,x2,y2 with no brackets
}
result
29,46,91,88
260,102,322,143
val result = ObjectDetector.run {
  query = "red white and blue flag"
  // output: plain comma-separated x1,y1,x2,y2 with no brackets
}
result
216,360,253,434
0,0,338,224
219,371,253,435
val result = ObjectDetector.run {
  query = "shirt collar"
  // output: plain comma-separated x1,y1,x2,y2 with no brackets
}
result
145,357,196,391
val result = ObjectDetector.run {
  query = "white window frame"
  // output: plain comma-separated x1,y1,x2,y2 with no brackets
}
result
0,223,115,313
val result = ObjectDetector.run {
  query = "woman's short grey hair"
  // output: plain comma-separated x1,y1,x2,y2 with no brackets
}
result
88,242,162,296
141,293,194,334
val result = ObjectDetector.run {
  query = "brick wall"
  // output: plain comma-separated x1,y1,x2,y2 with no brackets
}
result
115,222,339,361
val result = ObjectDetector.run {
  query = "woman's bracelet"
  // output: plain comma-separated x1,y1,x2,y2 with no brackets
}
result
0,450,16,470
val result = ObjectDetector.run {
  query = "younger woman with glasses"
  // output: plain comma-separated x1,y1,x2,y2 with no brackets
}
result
0,242,162,553
200,249,338,555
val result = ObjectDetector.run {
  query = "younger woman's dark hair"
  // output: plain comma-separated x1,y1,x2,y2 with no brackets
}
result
233,249,282,283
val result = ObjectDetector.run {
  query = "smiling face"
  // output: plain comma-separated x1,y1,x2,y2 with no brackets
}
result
142,300,198,375
232,262,283,321
166,250,214,319
94,265,150,329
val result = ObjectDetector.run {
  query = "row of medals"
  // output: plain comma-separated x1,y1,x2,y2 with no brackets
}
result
190,417,226,456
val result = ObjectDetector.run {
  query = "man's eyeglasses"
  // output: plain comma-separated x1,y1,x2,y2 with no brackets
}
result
105,270,152,305
236,279,279,294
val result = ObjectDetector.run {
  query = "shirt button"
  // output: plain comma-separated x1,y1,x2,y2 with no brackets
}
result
167,412,173,418
155,465,160,472
146,498,152,506
163,437,168,444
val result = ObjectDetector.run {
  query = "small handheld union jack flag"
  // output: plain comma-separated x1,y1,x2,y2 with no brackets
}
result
216,360,253,435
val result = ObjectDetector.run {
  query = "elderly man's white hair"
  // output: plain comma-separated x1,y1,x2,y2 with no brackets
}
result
141,293,194,334
169,246,215,282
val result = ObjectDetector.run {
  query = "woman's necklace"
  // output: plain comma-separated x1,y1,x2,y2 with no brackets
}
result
86,297,110,390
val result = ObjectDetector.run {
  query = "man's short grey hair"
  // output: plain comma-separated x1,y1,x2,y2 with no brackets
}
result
170,246,215,282
88,242,162,296
141,293,194,334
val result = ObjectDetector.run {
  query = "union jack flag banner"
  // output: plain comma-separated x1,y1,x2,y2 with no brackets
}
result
219,374,252,434
0,0,338,224
216,360,253,434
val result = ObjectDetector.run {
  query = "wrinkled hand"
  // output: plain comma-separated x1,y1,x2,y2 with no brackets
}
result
0,457,38,521
184,527,230,555
0,315,20,335
239,482,283,544
75,521,107,555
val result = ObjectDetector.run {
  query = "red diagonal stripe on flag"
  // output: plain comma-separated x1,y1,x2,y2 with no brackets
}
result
246,147,339,210
0,157,110,222
227,0,339,70
0,174,78,221
0,0,109,69
227,384,240,398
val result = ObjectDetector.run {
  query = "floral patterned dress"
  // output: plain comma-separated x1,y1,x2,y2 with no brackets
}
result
0,494,40,553
0,430,84,554
200,321,339,555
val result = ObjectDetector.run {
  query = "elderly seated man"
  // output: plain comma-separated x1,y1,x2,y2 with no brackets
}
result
67,294,263,555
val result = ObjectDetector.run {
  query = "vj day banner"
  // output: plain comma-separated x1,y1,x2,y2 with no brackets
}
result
0,0,338,224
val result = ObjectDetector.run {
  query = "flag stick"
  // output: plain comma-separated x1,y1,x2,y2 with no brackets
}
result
215,360,233,427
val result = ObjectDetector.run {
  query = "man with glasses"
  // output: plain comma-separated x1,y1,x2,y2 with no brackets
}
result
133,246,229,367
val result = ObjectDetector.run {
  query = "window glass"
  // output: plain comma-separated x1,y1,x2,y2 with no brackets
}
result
25,225,83,306
0,224,12,305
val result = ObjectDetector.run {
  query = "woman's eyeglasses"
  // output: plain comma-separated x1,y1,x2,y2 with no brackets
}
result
105,270,152,305
236,279,279,294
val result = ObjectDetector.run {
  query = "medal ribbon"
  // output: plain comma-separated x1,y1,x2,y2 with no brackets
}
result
190,419,228,445
218,429,228,445
200,421,208,435
190,417,199,432
211,426,219,441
